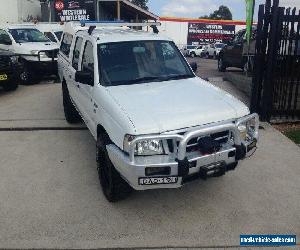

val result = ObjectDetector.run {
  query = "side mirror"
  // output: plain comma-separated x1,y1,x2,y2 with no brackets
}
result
75,71,94,86
190,62,198,72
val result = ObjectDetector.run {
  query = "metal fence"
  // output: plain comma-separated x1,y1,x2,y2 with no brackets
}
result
250,0,300,122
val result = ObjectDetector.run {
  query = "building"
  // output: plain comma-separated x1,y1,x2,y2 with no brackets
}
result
0,0,41,24
49,0,158,22
159,17,248,48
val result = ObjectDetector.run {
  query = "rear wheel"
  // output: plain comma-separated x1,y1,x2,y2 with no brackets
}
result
218,57,227,72
97,132,132,202
62,81,81,123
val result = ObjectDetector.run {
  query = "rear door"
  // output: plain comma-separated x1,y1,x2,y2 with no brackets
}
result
67,36,84,109
224,30,245,67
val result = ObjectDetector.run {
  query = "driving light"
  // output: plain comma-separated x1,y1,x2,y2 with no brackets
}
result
10,56,18,64
238,124,247,141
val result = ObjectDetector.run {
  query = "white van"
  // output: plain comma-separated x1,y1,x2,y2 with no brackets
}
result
0,24,59,83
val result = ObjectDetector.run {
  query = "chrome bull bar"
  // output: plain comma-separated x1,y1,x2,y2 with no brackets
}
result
128,113,259,164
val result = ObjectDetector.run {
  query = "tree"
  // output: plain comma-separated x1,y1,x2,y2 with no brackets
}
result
199,5,233,20
130,0,149,11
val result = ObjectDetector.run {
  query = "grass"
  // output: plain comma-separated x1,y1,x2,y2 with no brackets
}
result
285,129,300,144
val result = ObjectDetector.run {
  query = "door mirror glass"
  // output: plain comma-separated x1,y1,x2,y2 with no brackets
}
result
189,62,198,72
75,71,94,86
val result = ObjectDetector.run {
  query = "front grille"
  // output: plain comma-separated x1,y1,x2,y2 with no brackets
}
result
45,49,59,58
167,130,230,153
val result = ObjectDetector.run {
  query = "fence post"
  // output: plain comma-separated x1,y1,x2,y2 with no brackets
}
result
261,0,280,121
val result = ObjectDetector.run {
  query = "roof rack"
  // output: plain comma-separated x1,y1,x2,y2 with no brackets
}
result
79,21,161,35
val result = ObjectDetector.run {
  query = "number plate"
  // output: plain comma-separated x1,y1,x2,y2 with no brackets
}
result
0,74,8,81
139,176,178,185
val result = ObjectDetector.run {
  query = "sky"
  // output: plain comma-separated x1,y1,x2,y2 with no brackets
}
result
148,0,300,21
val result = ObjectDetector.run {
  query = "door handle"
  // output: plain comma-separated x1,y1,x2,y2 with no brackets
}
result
77,84,80,89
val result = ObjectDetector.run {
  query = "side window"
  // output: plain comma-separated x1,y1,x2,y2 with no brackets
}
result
44,32,57,43
81,41,94,74
0,29,12,45
60,33,73,56
72,37,83,70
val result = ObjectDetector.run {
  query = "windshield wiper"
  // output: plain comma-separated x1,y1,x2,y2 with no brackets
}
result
162,74,195,81
111,76,164,86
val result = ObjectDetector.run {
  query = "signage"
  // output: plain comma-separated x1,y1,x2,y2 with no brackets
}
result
54,0,95,22
187,23,235,44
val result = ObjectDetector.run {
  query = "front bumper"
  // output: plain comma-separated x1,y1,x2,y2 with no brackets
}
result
0,65,22,85
107,114,259,190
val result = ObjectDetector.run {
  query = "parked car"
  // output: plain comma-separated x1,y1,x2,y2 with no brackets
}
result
0,50,21,91
182,45,197,56
35,23,64,44
58,21,259,202
218,29,256,72
205,43,225,59
188,44,207,57
0,24,59,84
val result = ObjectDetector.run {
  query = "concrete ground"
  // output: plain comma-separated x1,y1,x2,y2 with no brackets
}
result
0,64,299,249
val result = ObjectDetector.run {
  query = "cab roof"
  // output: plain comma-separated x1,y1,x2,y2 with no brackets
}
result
63,22,172,44
77,27,172,44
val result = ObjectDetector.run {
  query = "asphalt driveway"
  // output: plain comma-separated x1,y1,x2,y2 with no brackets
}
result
0,83,299,249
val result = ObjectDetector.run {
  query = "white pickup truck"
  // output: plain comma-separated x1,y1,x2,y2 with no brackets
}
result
58,22,259,202
0,24,59,83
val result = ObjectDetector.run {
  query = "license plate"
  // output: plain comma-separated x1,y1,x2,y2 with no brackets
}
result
0,74,8,81
139,176,178,185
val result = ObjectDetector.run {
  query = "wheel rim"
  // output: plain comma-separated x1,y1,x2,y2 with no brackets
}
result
20,71,29,81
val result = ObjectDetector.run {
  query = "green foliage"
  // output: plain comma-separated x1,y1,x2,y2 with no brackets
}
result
285,130,300,144
130,0,149,10
199,5,233,20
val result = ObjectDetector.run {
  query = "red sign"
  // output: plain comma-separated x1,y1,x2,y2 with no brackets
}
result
55,1,65,11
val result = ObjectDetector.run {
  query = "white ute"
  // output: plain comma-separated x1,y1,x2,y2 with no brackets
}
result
0,24,59,83
58,22,259,202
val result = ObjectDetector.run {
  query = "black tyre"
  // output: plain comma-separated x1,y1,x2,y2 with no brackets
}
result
19,63,35,85
62,81,81,123
2,81,18,91
97,132,132,202
218,57,226,72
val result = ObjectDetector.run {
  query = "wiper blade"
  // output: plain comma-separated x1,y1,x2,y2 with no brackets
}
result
162,74,195,81
111,76,164,85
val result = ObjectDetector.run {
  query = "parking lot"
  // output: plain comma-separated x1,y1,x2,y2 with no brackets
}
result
0,59,299,249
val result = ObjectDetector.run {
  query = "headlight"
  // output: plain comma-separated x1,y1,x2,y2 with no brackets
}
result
124,135,164,156
31,50,39,55
237,117,257,142
10,56,18,64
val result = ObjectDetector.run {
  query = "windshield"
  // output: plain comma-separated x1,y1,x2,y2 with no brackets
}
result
215,43,225,49
98,40,195,86
55,31,63,41
9,28,50,43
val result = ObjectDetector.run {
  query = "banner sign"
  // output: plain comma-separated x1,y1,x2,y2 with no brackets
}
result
54,0,95,22
187,23,235,44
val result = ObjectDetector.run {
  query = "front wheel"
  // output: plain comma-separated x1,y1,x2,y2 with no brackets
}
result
19,63,35,85
2,81,18,91
218,57,226,72
97,133,132,202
